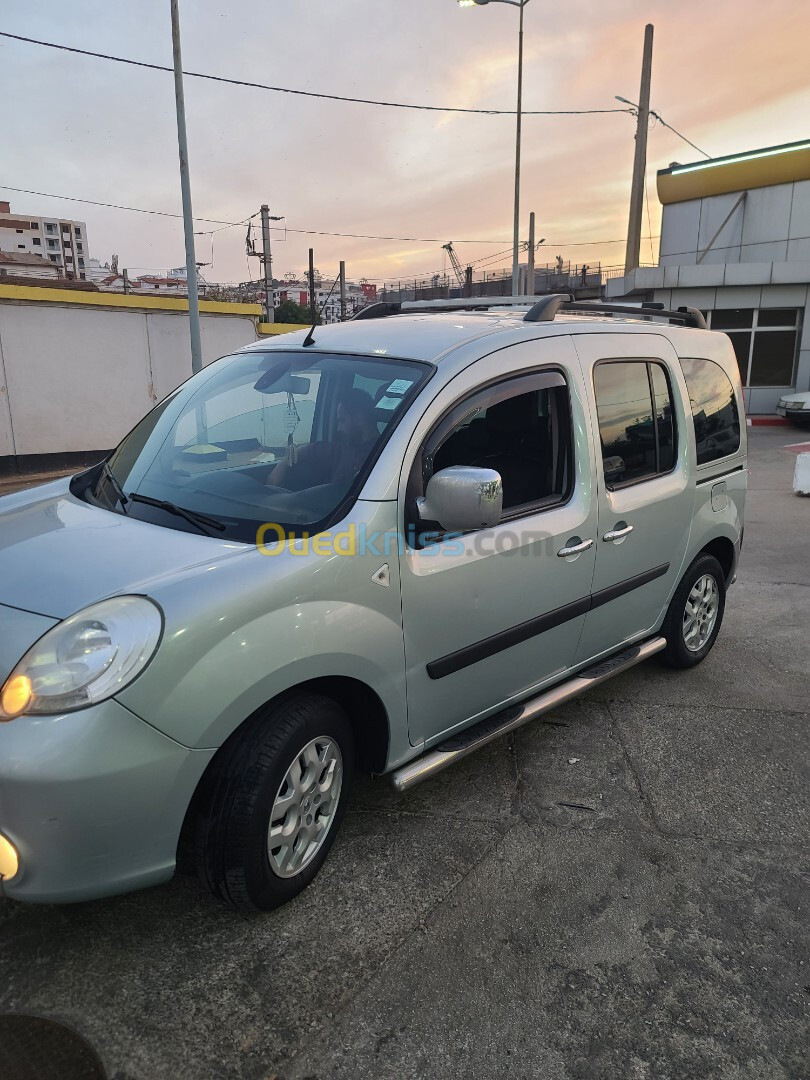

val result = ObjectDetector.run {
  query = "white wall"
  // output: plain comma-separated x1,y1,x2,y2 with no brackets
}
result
0,300,258,461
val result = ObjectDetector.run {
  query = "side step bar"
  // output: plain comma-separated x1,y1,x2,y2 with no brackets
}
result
390,636,666,793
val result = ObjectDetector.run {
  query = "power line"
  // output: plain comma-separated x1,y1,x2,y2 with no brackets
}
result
651,113,711,160
0,32,632,119
0,184,250,227
0,183,511,243
0,185,661,249
0,180,660,286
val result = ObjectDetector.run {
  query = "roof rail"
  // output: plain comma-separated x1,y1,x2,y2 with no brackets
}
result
352,296,545,321
523,294,572,322
353,294,708,330
525,296,707,330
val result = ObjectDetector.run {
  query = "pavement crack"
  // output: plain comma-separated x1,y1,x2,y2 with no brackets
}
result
597,699,809,719
507,733,523,818
606,700,667,838
348,806,495,826
283,816,522,1073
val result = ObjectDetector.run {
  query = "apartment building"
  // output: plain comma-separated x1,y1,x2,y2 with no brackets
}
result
0,201,89,280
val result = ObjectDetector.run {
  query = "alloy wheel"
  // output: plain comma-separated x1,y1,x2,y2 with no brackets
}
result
267,737,343,878
682,573,720,652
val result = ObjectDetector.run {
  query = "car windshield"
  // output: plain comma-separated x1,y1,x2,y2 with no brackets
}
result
93,350,430,542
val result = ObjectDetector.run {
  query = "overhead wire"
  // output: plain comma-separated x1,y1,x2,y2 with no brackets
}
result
650,112,711,160
0,183,661,251
0,32,632,118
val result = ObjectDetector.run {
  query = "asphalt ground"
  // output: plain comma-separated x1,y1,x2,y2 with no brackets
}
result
1,426,808,1080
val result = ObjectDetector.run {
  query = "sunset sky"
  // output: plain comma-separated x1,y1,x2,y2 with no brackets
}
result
2,0,808,287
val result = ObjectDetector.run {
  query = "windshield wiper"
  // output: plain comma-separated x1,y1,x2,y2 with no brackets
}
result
97,461,129,511
127,493,226,535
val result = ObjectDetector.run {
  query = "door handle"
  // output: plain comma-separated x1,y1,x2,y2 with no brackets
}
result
603,524,634,542
557,538,594,558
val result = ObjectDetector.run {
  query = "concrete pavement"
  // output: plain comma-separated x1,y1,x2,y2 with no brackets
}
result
0,426,807,1080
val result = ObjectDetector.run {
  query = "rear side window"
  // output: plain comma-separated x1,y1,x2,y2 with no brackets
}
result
679,357,740,465
593,361,676,487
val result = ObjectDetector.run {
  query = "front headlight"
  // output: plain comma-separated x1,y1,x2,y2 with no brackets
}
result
0,596,163,720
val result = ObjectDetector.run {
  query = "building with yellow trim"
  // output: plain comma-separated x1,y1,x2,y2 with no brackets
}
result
607,138,810,415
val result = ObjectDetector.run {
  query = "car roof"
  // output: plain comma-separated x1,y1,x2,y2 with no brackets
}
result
242,309,714,364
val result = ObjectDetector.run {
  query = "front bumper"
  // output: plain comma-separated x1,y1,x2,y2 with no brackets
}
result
777,405,810,424
0,699,215,903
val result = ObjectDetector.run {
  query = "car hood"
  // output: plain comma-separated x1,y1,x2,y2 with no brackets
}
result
0,478,250,619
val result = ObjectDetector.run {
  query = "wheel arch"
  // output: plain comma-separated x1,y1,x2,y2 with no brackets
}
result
699,535,736,582
176,677,391,872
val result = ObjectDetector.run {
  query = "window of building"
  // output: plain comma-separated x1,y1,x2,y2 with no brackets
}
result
76,242,83,252
17,244,25,250
30,222,39,230
15,229,23,234
415,371,572,525
679,357,740,465
45,223,55,234
75,227,82,237
47,239,57,249
593,361,677,487
78,257,85,268
32,237,41,246
49,255,59,262
706,308,800,388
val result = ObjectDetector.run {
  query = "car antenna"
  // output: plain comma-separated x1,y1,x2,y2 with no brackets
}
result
302,271,341,347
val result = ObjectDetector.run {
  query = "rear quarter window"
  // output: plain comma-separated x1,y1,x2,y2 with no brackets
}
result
679,357,740,465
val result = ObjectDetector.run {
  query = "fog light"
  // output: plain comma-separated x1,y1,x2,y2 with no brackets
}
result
0,834,19,880
0,674,32,719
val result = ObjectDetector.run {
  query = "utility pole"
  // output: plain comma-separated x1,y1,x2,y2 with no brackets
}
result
339,260,347,321
308,249,317,323
527,211,536,295
625,23,654,273
260,205,275,323
511,0,526,295
170,0,203,375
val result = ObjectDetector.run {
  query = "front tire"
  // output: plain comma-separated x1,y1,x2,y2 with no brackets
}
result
661,553,726,669
196,693,354,911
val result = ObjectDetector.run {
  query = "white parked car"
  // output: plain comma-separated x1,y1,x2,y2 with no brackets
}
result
777,391,810,427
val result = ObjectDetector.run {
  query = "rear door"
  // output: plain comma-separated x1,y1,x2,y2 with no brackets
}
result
573,333,693,664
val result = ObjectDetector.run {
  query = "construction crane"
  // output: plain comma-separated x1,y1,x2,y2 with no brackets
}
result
442,242,467,288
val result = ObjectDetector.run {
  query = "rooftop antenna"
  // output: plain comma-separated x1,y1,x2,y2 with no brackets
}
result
303,270,341,347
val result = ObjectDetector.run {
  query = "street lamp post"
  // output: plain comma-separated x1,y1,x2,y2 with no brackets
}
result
459,0,529,295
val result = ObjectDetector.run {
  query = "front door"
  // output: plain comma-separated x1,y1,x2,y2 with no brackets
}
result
399,337,599,748
573,333,693,665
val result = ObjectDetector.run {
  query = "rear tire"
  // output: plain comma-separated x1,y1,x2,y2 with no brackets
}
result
661,553,726,669
196,692,354,911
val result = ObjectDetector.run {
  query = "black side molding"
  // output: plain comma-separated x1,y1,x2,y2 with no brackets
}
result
426,562,670,680
426,596,591,680
590,563,669,610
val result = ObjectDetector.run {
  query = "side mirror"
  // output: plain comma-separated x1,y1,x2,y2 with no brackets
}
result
416,466,503,533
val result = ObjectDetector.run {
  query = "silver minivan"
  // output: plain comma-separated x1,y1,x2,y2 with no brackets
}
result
0,296,746,909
